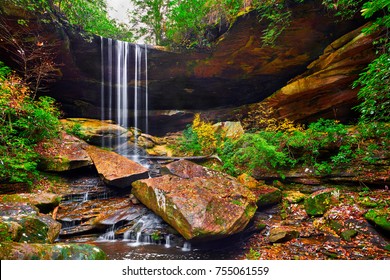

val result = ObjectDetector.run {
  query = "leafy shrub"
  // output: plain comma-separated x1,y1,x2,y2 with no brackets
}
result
218,133,292,176
177,113,218,156
353,53,390,123
242,103,304,132
0,61,60,186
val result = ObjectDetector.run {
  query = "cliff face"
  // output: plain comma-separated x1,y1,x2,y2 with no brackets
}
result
261,23,379,123
0,1,372,134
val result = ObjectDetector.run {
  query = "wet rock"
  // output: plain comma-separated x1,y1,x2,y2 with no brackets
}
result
365,209,390,233
56,197,148,237
0,203,39,217
268,226,299,243
0,242,106,260
37,131,93,172
304,188,338,216
61,118,132,146
146,144,174,157
0,203,61,243
132,172,257,241
16,215,61,243
237,174,282,208
212,121,244,139
283,191,307,204
85,145,149,188
0,193,61,213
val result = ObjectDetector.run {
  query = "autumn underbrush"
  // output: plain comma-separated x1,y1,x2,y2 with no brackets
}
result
0,61,61,188
175,113,389,179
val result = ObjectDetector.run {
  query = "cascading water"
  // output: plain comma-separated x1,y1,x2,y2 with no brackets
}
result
100,38,149,157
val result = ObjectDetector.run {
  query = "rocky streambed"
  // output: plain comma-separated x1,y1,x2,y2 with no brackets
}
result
0,119,389,260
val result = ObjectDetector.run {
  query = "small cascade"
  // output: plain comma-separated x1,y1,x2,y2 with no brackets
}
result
99,225,116,241
165,234,171,248
82,191,89,202
182,242,192,252
100,38,149,158
123,213,164,246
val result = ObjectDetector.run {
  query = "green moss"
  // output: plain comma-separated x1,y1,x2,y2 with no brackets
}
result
256,189,282,208
329,220,343,234
304,190,334,217
18,217,50,243
365,209,390,233
340,229,358,241
0,223,13,242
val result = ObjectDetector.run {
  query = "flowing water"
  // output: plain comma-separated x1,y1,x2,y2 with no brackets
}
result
100,38,149,153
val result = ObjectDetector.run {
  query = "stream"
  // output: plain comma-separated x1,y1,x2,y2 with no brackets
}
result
54,164,390,261
55,168,254,260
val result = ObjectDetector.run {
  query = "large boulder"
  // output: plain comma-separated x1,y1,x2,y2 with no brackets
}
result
0,242,106,260
212,121,245,139
132,161,257,240
36,131,93,172
85,145,149,188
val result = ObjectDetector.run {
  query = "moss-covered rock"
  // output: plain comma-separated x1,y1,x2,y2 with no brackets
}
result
340,229,358,241
0,242,106,260
13,215,61,244
365,209,390,233
283,191,307,204
268,226,299,243
37,131,93,172
0,193,61,213
0,219,22,242
237,174,282,208
304,188,337,216
60,118,131,146
0,203,61,243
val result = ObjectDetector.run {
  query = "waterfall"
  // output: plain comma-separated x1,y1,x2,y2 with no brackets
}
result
100,38,149,154
123,213,163,246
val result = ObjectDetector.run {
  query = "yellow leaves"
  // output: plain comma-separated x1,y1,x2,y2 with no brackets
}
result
192,113,217,154
0,73,30,113
243,103,304,133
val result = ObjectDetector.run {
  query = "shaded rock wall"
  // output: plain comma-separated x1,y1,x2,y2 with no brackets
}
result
261,23,379,123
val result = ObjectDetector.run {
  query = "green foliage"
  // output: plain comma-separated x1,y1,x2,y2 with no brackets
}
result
215,117,388,177
322,0,363,19
129,0,167,45
353,51,390,123
3,0,133,40
177,113,217,155
178,125,202,156
218,133,292,176
165,0,210,48
246,247,261,260
64,122,85,139
0,61,61,186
